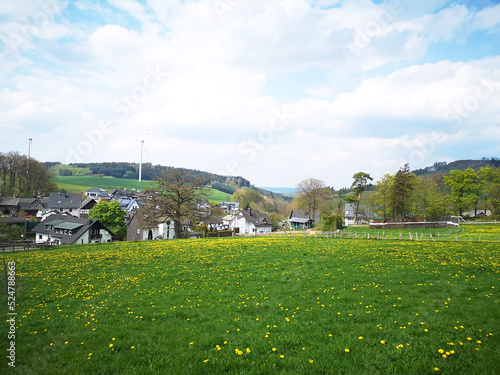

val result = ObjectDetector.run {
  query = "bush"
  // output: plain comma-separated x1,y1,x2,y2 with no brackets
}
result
318,214,344,231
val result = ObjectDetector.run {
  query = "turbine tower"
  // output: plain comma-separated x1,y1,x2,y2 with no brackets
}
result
135,129,150,182
139,140,144,182
28,134,33,160
27,134,33,177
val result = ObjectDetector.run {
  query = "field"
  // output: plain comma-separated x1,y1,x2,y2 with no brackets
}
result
1,234,499,374
53,176,232,204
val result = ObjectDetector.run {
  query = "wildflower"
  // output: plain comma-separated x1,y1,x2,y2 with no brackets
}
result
438,349,444,354
246,348,251,353
380,340,385,344
309,359,314,364
345,349,350,353
434,367,439,371
272,348,277,352
109,344,113,348
358,336,363,340
280,355,285,359
203,359,209,363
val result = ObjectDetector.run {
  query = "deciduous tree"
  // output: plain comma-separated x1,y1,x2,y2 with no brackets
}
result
89,201,127,240
295,178,332,221
145,169,207,239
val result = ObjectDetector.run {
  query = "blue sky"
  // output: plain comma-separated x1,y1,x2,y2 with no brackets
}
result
1,0,499,188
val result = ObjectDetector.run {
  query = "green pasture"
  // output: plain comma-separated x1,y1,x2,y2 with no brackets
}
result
1,235,499,374
53,175,230,204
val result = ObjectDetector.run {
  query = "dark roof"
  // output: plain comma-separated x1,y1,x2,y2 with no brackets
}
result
81,197,98,209
0,198,20,207
290,209,320,224
48,192,82,209
240,209,272,227
0,217,28,225
32,214,113,244
18,198,46,210
85,188,108,193
290,217,313,224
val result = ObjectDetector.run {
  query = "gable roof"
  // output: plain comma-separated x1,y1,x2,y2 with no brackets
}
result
240,209,272,227
290,209,320,223
0,197,20,207
32,214,113,244
81,197,98,210
48,192,82,209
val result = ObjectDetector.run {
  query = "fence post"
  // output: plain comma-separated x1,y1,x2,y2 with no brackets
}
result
2,259,7,295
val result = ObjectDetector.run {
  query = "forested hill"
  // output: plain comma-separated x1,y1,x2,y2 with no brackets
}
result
413,158,500,176
43,161,287,200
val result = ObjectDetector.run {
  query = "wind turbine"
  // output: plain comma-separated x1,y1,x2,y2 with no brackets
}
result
27,133,33,177
28,133,33,160
135,130,150,182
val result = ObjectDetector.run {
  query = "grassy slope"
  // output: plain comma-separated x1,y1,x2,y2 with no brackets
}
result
53,175,231,204
1,235,499,374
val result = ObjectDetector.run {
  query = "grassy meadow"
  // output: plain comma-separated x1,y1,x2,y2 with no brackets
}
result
1,234,499,374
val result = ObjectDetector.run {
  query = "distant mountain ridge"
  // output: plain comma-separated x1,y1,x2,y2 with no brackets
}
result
413,158,500,176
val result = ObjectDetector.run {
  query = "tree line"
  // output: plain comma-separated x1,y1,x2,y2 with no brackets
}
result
0,152,57,197
290,163,500,227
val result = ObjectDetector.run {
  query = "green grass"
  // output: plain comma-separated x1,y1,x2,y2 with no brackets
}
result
53,175,231,203
1,235,499,374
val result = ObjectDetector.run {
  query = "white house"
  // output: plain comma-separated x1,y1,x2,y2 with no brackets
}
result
85,188,109,198
345,204,356,226
32,214,113,245
234,207,273,235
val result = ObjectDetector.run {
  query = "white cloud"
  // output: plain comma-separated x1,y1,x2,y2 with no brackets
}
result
1,0,500,188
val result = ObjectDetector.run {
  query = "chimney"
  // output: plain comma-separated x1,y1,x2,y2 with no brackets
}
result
247,206,252,216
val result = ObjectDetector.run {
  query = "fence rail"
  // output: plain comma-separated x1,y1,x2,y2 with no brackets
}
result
1,240,35,252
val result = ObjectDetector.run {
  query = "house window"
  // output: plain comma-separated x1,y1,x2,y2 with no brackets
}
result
38,235,42,239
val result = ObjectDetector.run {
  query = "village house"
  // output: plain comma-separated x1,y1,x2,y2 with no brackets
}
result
47,192,82,218
32,214,113,246
126,214,175,241
0,197,48,217
217,201,240,214
80,197,98,219
344,203,356,226
233,207,273,235
84,187,109,198
289,209,320,229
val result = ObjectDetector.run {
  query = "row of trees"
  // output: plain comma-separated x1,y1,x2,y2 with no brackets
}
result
282,164,500,228
0,152,57,197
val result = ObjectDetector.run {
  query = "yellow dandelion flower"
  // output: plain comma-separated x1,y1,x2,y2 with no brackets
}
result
358,336,363,340
438,349,444,354
345,349,350,353
203,359,209,363
280,355,285,359
309,359,314,364
380,340,386,344
109,344,113,348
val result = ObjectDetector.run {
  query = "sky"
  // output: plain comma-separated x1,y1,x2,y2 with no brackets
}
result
1,0,499,189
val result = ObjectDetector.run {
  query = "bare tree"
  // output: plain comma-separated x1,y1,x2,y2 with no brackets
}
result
295,178,331,221
144,169,207,239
